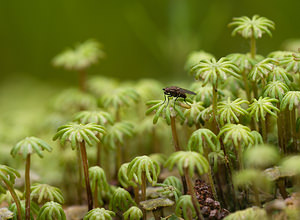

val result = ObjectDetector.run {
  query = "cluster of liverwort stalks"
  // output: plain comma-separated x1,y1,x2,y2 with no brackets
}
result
1,15,300,220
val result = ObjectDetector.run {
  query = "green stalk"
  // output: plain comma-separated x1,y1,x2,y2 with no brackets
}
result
94,179,98,208
184,168,204,220
237,141,244,170
276,103,285,154
79,69,87,92
285,109,292,150
116,143,123,174
203,145,218,200
76,148,83,204
80,141,93,210
96,134,102,166
252,184,261,207
241,70,251,102
25,155,31,220
4,181,22,220
212,85,218,134
141,171,147,220
261,118,267,142
170,115,181,151
250,35,256,59
170,115,188,194
291,107,298,151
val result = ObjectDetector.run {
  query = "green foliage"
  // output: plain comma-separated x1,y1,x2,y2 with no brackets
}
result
183,100,204,126
52,89,97,113
208,149,225,172
87,76,118,98
102,122,134,150
280,155,300,176
0,165,20,188
191,57,240,86
280,91,300,111
9,200,40,220
219,124,254,147
73,110,114,125
233,169,271,191
190,82,212,106
53,123,105,150
267,66,292,86
250,131,263,146
109,187,136,212
89,166,110,205
37,201,66,220
185,50,214,71
226,53,263,73
149,153,167,168
127,156,160,186
165,151,209,177
118,163,138,188
0,190,23,205
187,128,220,153
248,97,279,121
30,183,64,204
123,206,143,220
146,99,185,125
52,39,104,71
11,137,52,159
217,97,248,125
163,176,183,193
244,144,280,169
229,15,275,39
279,52,300,73
175,195,196,220
248,58,276,83
263,81,289,101
101,87,139,109
83,208,115,220
224,207,267,220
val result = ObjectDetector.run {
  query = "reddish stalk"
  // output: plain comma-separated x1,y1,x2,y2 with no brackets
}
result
80,141,93,210
25,155,31,220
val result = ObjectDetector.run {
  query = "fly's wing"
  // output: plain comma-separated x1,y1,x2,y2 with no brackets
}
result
180,88,196,95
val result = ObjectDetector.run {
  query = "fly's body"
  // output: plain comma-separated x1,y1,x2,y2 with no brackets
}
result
162,86,196,107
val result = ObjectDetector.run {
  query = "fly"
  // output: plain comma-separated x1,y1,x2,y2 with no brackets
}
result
162,86,196,108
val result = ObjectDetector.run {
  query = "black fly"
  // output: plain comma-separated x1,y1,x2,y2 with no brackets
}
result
162,86,196,108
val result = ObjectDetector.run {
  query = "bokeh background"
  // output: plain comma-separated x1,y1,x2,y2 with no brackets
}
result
0,0,300,186
1,0,300,82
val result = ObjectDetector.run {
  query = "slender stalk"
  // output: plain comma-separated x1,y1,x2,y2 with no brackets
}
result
76,148,83,204
291,108,298,151
277,178,288,199
184,168,204,220
212,85,218,134
237,142,244,170
252,184,261,207
261,119,267,142
170,115,188,194
170,115,181,151
4,181,22,220
116,143,122,174
285,109,291,150
152,209,163,220
96,134,102,166
80,141,93,210
241,70,251,102
79,69,87,92
250,35,256,59
25,155,31,220
133,186,140,204
94,179,98,208
141,171,147,220
276,103,285,154
207,167,218,200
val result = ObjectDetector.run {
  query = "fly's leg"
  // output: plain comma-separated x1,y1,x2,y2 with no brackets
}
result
183,98,191,106
173,96,179,110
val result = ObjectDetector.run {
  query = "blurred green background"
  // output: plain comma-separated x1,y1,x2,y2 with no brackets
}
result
1,0,300,83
